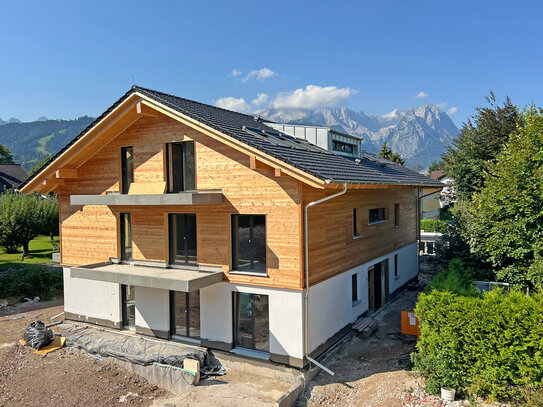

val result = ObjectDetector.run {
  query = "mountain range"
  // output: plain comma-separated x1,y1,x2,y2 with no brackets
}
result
258,104,459,168
0,104,458,171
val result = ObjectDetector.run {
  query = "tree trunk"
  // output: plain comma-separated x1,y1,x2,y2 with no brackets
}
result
23,241,29,255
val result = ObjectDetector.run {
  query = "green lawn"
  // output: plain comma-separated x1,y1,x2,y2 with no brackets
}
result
0,235,59,270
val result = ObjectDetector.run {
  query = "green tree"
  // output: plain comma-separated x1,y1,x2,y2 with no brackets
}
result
0,190,58,254
378,141,405,166
0,144,14,164
442,92,521,200
28,155,51,176
427,160,442,172
466,107,543,288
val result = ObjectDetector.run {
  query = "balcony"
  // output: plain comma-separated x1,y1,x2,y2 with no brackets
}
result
70,190,223,206
70,262,223,292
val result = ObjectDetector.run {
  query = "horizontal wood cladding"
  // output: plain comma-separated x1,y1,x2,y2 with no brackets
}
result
59,115,303,290
303,184,419,286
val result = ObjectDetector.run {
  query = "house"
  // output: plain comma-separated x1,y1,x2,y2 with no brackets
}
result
264,123,363,158
0,164,28,191
421,188,440,219
429,170,455,208
19,86,442,368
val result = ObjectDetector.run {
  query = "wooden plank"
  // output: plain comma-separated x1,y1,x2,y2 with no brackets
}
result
56,168,78,179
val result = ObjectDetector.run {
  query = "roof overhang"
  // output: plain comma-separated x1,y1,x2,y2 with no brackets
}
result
70,262,223,292
20,91,328,194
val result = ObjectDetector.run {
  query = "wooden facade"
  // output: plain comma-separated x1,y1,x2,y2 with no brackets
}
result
47,102,421,291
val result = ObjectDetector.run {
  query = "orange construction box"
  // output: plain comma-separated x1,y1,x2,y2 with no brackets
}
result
401,311,420,338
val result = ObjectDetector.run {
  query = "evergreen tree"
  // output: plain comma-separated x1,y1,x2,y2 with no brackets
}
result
442,92,521,200
0,144,14,164
378,142,405,166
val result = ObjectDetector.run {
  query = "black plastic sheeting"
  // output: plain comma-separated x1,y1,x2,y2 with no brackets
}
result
59,323,207,368
23,321,54,349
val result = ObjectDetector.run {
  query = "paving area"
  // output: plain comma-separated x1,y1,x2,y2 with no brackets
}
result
296,289,423,407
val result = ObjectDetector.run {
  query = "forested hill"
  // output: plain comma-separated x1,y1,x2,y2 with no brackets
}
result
0,116,95,170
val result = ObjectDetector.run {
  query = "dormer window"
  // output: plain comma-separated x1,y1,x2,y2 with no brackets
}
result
332,140,355,155
166,142,195,192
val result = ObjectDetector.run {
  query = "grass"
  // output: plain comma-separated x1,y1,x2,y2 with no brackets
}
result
0,235,59,271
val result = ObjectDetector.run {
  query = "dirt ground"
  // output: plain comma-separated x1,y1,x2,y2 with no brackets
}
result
297,290,424,407
0,301,170,407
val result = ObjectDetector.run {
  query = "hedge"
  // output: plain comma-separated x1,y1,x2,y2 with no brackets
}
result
0,265,63,301
412,289,543,401
420,219,447,233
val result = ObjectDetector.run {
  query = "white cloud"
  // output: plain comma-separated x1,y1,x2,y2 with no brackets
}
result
446,106,458,115
251,93,268,106
241,68,277,83
228,68,242,77
416,91,429,98
214,96,250,113
270,85,358,109
436,102,447,109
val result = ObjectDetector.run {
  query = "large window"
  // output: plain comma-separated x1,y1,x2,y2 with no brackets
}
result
166,142,195,192
170,290,200,338
232,215,266,273
169,214,197,265
121,146,134,194
369,207,387,224
233,292,269,352
120,213,132,261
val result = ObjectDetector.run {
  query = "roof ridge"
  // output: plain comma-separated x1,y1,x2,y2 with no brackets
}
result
132,86,264,122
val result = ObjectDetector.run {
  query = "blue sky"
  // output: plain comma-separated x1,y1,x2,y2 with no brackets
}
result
1,1,542,126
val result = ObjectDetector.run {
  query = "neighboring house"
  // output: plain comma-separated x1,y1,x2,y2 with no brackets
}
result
0,164,28,191
429,170,455,208
265,123,363,158
421,188,440,219
19,86,442,368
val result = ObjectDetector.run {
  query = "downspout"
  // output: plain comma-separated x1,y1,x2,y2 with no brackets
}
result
303,182,348,375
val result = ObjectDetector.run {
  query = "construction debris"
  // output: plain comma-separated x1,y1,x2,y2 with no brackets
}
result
23,320,54,349
352,316,379,338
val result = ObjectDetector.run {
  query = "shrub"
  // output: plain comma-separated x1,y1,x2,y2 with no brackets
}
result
425,258,479,297
412,289,543,401
0,266,63,300
420,219,447,233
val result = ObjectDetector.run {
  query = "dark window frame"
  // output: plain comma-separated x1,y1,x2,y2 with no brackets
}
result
231,214,267,273
353,208,361,238
332,140,355,154
394,203,400,227
120,146,134,194
369,207,387,224
121,284,135,329
232,292,270,352
352,273,359,304
168,213,197,265
165,141,196,193
394,254,399,278
120,213,132,261
169,290,200,339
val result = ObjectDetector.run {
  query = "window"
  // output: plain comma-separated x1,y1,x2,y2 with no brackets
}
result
233,292,269,352
169,214,197,265
394,254,399,278
120,213,132,261
121,285,135,329
369,208,387,224
232,215,266,273
394,203,400,227
353,208,360,238
332,140,354,154
170,290,200,338
121,146,134,194
352,273,359,304
166,142,195,192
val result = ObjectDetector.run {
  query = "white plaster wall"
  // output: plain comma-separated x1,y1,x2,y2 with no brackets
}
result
389,243,418,293
64,267,122,325
135,286,170,332
308,242,418,353
200,282,304,360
